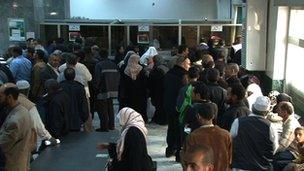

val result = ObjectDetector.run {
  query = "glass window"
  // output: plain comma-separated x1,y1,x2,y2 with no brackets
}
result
111,26,127,55
40,25,58,45
153,26,178,50
286,9,304,92
80,26,109,49
182,26,198,48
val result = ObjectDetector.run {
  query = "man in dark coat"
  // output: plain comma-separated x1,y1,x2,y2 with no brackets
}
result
206,68,228,124
94,49,120,132
44,79,69,138
60,68,89,131
39,53,61,122
164,55,190,161
219,83,250,131
40,53,61,86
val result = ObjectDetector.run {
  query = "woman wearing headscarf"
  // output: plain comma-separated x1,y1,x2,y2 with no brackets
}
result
148,55,169,125
97,107,153,171
246,83,263,111
119,54,148,122
140,46,158,66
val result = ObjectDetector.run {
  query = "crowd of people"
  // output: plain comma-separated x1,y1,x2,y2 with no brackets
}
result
0,35,303,171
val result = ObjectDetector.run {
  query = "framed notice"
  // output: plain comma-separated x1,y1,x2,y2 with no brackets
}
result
8,18,25,41
137,34,149,44
69,32,81,41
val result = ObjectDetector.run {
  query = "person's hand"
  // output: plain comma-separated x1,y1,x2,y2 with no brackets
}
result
97,143,109,151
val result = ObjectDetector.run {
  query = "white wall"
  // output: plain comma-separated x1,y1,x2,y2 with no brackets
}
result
70,0,223,20
266,0,289,80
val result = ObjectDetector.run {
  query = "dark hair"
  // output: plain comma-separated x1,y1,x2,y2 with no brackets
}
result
192,81,210,100
27,47,35,54
230,83,246,100
116,46,124,53
188,66,200,79
64,68,76,81
195,102,218,120
35,49,45,60
74,50,85,61
73,43,82,52
12,46,23,55
99,48,108,59
277,93,293,104
66,53,78,65
4,87,19,100
178,44,188,54
278,101,294,115
45,79,60,92
176,55,188,66
185,145,214,165
207,68,220,83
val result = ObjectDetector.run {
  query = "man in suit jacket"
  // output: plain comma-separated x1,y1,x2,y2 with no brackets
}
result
40,53,61,87
0,86,33,171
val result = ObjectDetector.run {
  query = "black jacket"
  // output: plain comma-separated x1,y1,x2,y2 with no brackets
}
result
0,64,15,83
164,65,188,116
207,82,228,123
60,80,89,131
40,65,58,84
219,101,250,131
94,58,120,100
45,90,70,138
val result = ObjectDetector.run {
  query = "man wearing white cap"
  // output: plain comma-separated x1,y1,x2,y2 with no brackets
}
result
230,96,279,171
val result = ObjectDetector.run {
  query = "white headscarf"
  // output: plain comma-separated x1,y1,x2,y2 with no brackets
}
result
140,46,158,65
116,107,148,161
124,54,143,80
247,83,263,111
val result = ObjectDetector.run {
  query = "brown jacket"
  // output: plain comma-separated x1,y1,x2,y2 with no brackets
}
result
183,125,232,171
0,104,33,171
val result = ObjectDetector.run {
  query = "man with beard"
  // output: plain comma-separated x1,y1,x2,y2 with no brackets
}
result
0,86,33,170
219,83,250,131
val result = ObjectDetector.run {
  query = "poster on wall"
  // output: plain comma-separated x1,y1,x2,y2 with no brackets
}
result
69,32,81,41
137,34,149,44
8,18,25,41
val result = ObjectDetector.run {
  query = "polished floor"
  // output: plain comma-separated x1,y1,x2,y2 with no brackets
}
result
31,99,182,171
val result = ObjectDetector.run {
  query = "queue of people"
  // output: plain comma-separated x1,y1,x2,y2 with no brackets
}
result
0,36,303,171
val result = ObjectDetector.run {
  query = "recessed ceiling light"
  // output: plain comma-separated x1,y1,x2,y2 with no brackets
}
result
12,2,18,8
50,12,58,16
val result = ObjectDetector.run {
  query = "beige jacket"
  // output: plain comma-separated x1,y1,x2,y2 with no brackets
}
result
0,104,34,171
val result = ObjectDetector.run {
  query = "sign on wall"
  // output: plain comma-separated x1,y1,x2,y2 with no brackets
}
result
138,25,149,32
69,24,81,31
211,25,223,32
8,18,25,41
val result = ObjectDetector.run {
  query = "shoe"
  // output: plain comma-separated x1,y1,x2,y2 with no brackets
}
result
165,147,176,158
95,128,109,132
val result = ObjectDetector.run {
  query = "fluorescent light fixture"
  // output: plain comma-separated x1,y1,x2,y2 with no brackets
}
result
12,2,18,8
50,12,58,16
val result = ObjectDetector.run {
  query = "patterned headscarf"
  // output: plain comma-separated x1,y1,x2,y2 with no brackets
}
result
124,54,143,80
116,107,148,161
